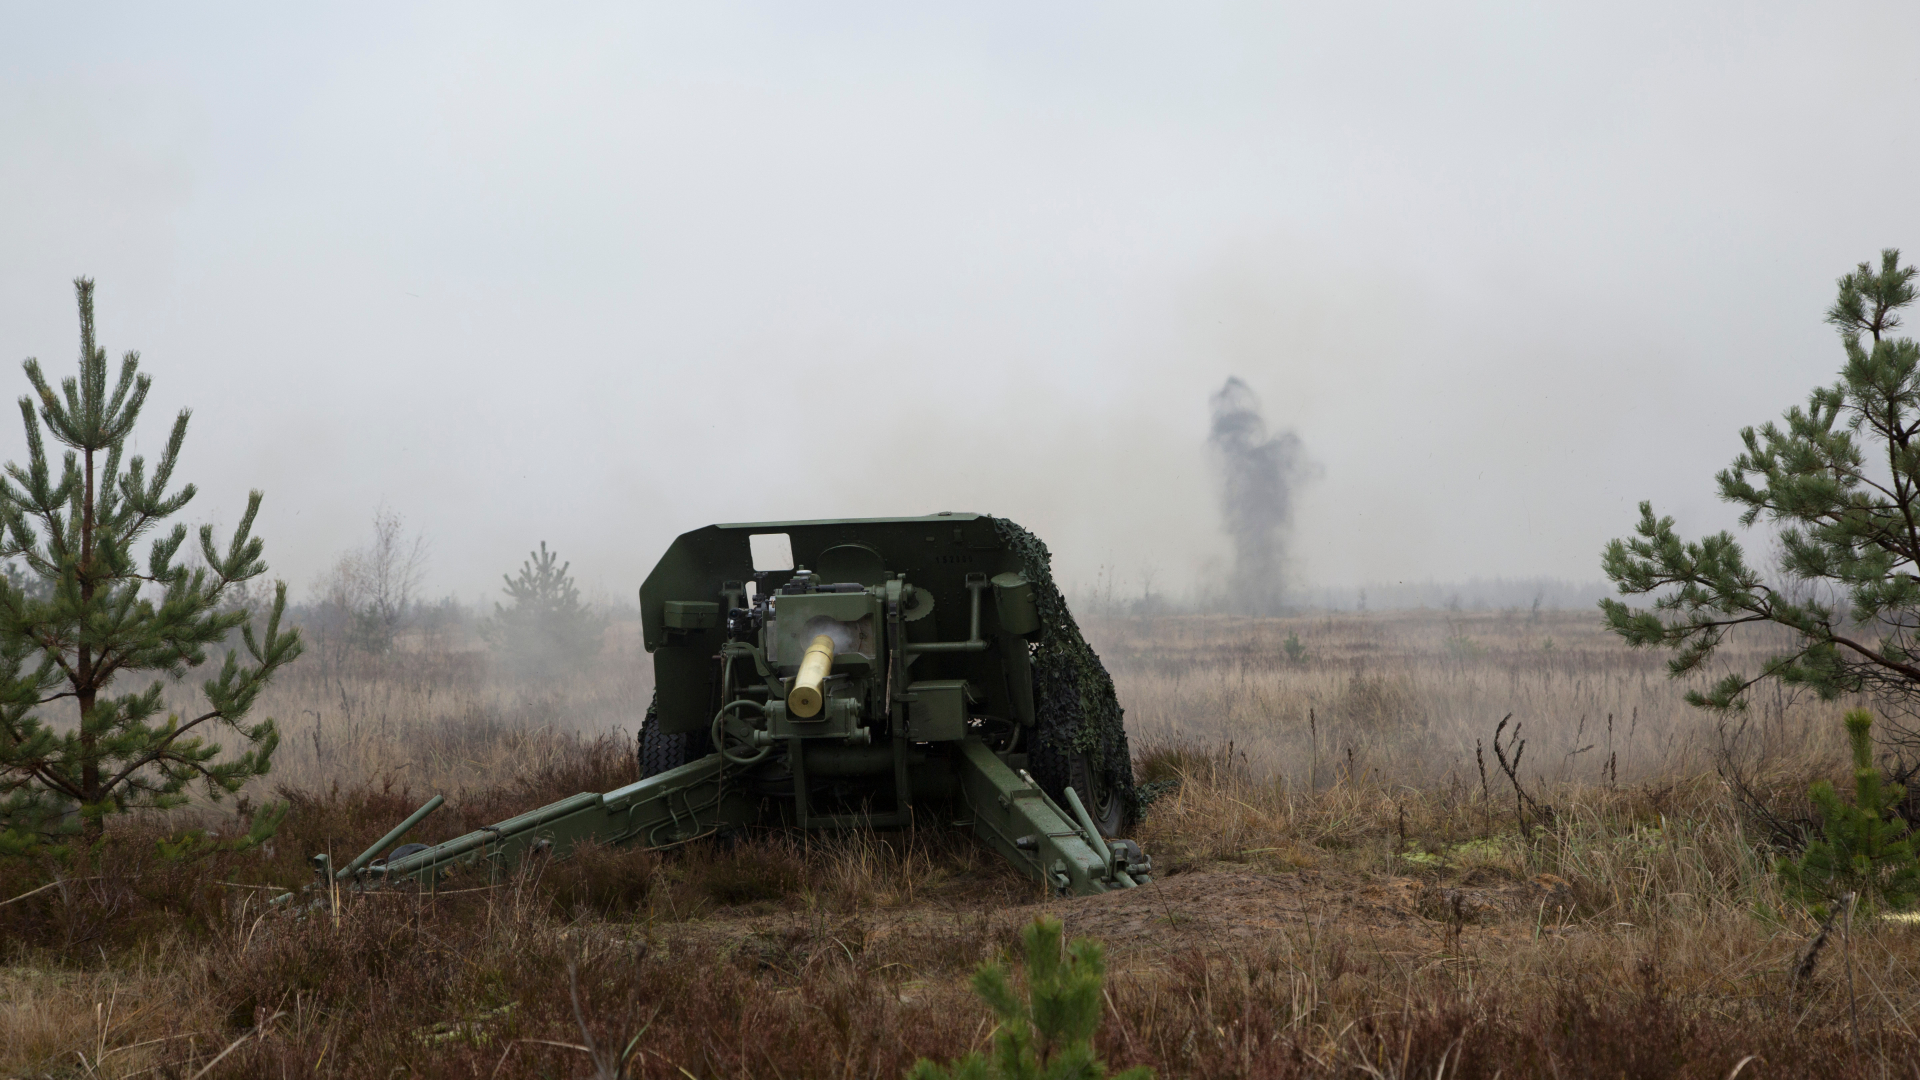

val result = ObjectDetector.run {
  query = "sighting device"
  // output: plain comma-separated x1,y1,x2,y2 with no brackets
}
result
313,514,1148,896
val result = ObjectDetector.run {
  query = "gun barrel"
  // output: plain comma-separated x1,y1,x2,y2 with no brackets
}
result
788,633,835,717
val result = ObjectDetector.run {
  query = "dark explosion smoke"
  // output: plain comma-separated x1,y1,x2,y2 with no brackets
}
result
1207,376,1312,614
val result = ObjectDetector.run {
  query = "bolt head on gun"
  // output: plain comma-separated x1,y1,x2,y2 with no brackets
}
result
788,633,836,718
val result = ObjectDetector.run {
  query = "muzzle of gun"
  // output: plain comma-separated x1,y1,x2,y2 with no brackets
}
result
788,633,835,718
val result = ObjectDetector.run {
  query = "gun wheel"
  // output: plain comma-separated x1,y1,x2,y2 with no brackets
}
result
1067,750,1126,838
638,693,698,778
1030,731,1127,838
378,842,430,867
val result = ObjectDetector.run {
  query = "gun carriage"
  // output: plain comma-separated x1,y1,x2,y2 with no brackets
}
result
314,514,1148,897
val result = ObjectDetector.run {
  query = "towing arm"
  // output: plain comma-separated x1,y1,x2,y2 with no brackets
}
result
321,739,1144,895
322,752,754,888
953,739,1148,894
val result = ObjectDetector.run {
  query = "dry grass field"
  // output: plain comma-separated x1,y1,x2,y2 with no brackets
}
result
3,608,1915,1078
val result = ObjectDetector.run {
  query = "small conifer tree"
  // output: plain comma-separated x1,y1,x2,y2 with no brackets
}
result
482,542,605,679
908,916,1152,1080
0,279,301,852
1282,631,1308,664
1777,709,1920,915
1602,251,1920,747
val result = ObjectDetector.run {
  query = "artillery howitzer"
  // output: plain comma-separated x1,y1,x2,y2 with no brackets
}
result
313,514,1148,896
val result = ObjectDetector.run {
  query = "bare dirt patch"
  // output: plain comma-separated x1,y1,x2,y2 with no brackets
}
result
663,863,1592,972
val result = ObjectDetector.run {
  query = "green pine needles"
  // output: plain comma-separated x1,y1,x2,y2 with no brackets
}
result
1777,709,1920,915
1602,250,1920,733
908,916,1152,1080
481,541,605,679
0,278,302,853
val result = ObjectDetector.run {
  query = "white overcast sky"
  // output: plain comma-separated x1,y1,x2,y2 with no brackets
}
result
4,3,1918,605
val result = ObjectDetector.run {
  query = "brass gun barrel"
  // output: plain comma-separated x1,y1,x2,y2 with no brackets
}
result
788,633,835,718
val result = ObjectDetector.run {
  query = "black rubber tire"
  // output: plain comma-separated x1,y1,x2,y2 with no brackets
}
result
1068,750,1127,837
1029,729,1127,838
637,693,697,778
383,842,431,865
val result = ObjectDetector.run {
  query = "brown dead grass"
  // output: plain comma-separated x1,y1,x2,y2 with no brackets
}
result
1102,609,1847,786
3,609,1915,1077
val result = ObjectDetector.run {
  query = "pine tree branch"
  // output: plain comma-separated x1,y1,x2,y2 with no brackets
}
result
97,708,232,796
1881,415,1920,567
1827,631,1920,684
28,762,83,801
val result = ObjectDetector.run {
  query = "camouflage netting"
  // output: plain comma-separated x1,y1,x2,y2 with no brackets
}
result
991,517,1138,822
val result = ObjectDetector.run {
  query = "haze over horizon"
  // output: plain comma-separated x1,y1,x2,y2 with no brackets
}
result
5,4,1918,607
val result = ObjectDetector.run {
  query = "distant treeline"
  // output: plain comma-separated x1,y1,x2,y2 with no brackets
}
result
1071,576,1612,617
1313,577,1613,612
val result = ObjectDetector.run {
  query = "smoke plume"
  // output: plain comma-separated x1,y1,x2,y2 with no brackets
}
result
1208,377,1313,614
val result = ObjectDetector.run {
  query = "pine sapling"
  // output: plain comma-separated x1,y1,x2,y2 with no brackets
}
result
1777,709,1920,916
1282,632,1308,664
908,916,1152,1080
481,541,606,679
0,279,301,854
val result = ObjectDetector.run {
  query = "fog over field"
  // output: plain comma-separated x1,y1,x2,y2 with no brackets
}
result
5,3,1919,605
